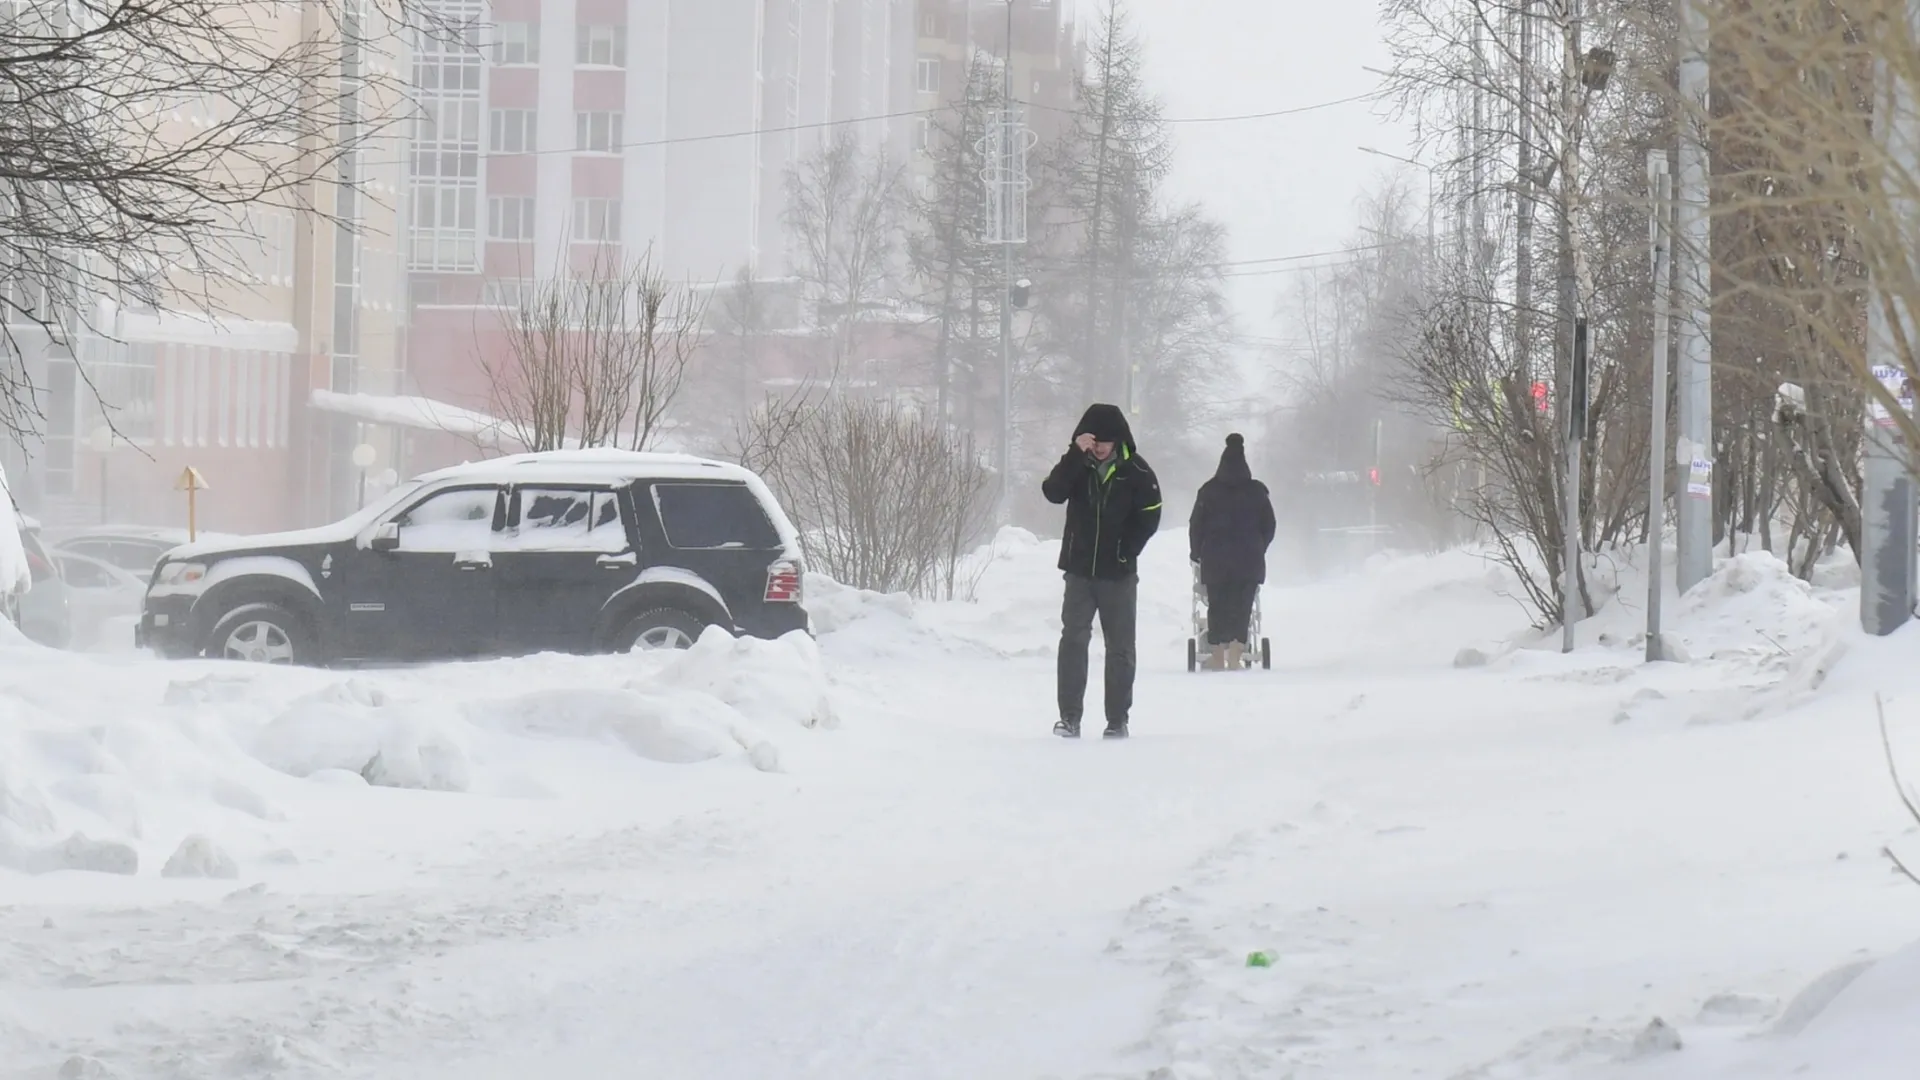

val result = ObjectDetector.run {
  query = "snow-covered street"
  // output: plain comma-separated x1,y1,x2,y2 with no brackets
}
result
4,533,1920,1079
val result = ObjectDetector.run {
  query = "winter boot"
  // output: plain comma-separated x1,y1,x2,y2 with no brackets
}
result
1227,641,1245,669
1103,719,1129,739
1205,644,1227,671
1053,716,1082,738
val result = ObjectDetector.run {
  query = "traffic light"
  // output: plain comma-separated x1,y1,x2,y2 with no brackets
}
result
1368,467,1380,485
1010,278,1031,308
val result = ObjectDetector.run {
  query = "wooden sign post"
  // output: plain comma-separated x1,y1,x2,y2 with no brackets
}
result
175,466,208,541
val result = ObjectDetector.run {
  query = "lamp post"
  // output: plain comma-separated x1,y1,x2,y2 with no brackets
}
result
351,443,377,508
88,426,114,524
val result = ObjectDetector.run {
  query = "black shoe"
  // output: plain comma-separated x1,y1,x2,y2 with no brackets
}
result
1053,717,1081,738
1102,721,1129,739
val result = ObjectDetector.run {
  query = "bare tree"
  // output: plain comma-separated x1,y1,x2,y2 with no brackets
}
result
745,394,994,598
783,133,903,372
487,242,707,452
905,57,1007,428
0,0,421,441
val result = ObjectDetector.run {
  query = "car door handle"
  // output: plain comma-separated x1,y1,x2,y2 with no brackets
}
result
454,558,491,571
597,553,637,569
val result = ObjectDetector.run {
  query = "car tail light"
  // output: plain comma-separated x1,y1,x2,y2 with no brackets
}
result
765,559,801,602
25,549,51,583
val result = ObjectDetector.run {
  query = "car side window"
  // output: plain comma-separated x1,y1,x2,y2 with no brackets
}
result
110,542,167,573
506,487,628,553
393,486,502,552
650,482,780,549
56,557,112,589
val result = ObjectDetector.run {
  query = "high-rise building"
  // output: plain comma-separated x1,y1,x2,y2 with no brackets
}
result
402,0,909,410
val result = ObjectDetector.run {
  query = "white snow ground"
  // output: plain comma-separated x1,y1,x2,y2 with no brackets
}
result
3,529,1920,1079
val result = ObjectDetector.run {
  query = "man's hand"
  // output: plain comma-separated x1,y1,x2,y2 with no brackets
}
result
1074,433,1097,453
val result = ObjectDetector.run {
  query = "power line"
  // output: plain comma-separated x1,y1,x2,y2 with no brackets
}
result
1018,89,1382,124
369,88,1385,169
1213,243,1389,269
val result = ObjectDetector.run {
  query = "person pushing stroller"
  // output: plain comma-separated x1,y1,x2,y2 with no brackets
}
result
1189,433,1275,670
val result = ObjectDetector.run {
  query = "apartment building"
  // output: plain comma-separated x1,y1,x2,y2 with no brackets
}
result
403,0,917,418
903,0,1080,189
2,0,412,533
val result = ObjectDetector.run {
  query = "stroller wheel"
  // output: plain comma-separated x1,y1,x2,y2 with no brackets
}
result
1187,638,1198,672
1261,638,1272,670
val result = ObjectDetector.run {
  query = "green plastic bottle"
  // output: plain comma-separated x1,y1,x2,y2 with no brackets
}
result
1245,951,1273,968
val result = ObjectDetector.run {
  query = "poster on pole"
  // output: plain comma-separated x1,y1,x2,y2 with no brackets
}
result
1686,457,1712,498
1870,364,1913,427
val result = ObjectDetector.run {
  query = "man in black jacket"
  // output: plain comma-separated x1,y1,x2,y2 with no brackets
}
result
1041,403,1162,738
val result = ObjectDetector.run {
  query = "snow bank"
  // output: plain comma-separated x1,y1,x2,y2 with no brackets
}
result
0,623,833,881
1571,941,1920,1079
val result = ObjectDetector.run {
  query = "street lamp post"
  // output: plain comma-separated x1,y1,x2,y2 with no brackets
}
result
88,426,114,524
351,443,377,509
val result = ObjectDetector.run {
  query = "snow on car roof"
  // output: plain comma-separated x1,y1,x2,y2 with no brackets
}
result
417,449,804,557
417,448,750,486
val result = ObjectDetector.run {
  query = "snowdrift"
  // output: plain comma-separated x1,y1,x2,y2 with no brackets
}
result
0,628,829,880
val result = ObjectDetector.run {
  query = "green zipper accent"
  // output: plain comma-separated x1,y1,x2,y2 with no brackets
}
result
1090,469,1101,574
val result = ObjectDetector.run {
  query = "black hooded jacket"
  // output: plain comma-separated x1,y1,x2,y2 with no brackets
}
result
1189,433,1275,586
1041,403,1163,580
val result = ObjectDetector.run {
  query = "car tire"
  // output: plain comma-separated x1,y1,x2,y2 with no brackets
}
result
613,607,710,652
206,602,312,665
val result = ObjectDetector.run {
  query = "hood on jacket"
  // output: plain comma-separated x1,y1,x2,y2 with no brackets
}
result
1213,432,1253,483
1074,403,1136,454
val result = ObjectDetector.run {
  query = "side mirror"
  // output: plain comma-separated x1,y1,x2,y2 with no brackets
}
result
371,522,401,552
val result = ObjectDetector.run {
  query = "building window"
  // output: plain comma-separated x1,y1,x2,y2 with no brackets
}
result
575,23,625,67
572,198,620,242
409,0,483,272
575,110,623,152
921,10,940,36
488,196,535,241
492,20,538,64
490,109,537,154
914,116,931,153
482,279,533,308
916,56,940,94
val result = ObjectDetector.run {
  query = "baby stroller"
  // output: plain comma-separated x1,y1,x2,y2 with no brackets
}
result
1186,563,1272,671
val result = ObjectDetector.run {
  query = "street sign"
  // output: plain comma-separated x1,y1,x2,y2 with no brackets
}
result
175,466,207,541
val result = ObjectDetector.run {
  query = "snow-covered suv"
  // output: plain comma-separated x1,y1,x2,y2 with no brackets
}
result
135,450,807,665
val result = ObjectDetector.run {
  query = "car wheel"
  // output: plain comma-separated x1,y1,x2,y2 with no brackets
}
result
207,602,310,665
614,607,709,652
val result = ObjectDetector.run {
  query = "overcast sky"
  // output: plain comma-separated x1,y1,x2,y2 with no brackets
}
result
1129,0,1413,360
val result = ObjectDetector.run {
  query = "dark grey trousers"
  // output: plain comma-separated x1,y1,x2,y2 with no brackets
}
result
1058,573,1137,725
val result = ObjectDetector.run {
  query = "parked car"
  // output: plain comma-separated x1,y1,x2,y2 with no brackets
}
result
136,449,808,665
16,517,71,648
48,525,233,584
51,549,146,647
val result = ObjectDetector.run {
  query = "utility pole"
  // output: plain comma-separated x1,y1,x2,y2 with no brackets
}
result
1557,0,1584,653
1673,0,1713,593
1514,0,1536,387
1861,10,1920,636
979,0,1031,525
1646,149,1673,662
1000,0,1013,524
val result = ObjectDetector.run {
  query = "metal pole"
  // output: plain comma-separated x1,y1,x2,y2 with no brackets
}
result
1559,0,1583,653
1862,12,1920,636
1647,150,1672,662
98,456,107,525
998,0,1014,526
1673,0,1713,593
